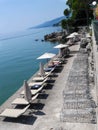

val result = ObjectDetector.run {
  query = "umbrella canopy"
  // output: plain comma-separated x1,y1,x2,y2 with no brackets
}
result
39,62,45,77
37,52,56,60
24,80,32,103
66,34,75,39
66,32,79,39
70,32,78,36
54,44,68,48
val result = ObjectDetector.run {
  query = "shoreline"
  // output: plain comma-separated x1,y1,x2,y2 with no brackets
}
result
0,27,97,130
0,45,80,130
0,70,40,111
0,27,60,105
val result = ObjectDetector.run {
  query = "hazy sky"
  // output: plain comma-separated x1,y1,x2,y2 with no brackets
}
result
0,0,67,34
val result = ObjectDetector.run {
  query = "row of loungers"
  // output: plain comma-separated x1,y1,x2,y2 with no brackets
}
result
0,58,63,118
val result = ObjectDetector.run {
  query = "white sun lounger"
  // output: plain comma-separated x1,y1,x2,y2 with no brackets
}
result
12,93,39,105
32,77,45,81
29,81,43,87
21,84,45,96
29,77,48,87
37,67,55,81
0,105,30,118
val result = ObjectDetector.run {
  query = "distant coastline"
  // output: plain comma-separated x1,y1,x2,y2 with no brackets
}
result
29,16,66,29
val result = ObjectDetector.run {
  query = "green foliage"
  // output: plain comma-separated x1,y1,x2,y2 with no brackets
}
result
72,0,79,11
61,18,74,32
61,0,94,29
64,8,70,18
61,19,67,29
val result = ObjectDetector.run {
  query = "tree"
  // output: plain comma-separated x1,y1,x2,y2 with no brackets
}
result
63,8,71,33
64,8,70,18
61,19,67,29
65,0,94,26
61,0,94,30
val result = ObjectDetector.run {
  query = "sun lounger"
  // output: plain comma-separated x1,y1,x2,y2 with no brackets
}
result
21,84,45,96
52,60,61,65
29,81,43,87
12,93,39,105
32,77,45,81
38,71,50,77
0,105,30,118
29,77,48,87
33,71,53,81
44,66,55,72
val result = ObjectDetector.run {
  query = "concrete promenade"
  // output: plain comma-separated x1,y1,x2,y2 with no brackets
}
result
0,43,97,130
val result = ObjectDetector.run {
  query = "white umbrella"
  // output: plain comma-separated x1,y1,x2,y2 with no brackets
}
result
24,80,32,103
70,32,78,36
54,44,68,58
66,32,79,39
66,34,75,38
37,52,56,60
54,44,68,48
39,62,45,77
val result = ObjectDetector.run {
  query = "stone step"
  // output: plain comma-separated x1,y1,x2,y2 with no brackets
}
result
63,93,91,100
66,86,89,91
60,108,96,123
63,99,96,109
63,90,87,95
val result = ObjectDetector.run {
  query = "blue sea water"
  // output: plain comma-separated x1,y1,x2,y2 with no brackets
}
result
0,27,61,105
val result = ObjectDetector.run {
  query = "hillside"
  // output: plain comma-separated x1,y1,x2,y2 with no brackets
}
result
29,16,66,29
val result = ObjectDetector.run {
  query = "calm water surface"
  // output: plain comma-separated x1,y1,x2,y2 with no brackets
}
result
0,27,60,105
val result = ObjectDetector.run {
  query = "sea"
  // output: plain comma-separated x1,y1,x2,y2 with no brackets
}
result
0,27,61,105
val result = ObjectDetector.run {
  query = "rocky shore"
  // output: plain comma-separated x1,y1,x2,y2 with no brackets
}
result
44,31,66,42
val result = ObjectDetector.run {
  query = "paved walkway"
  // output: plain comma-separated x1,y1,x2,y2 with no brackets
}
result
0,44,97,130
61,48,96,123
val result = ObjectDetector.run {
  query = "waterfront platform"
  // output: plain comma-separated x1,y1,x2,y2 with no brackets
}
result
0,43,97,130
